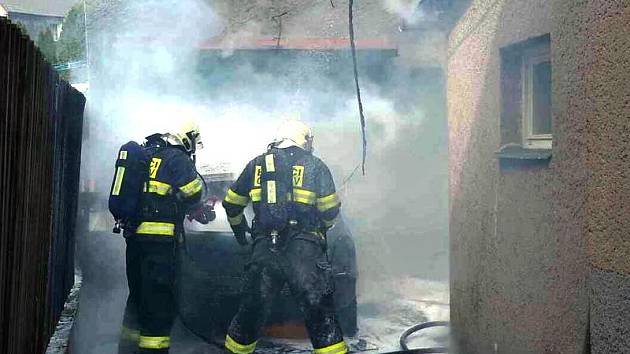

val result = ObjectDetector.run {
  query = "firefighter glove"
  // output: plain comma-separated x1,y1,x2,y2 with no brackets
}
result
187,204,216,225
231,218,251,246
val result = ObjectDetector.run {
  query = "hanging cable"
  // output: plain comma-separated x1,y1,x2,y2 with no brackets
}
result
348,0,367,175
271,11,288,48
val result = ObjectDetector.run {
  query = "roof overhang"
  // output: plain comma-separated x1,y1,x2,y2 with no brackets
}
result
5,10,64,19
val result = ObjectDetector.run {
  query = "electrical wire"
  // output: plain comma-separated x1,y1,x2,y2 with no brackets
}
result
348,0,368,176
82,0,90,84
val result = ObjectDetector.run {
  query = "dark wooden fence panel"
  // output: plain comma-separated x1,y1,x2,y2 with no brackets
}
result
0,18,86,354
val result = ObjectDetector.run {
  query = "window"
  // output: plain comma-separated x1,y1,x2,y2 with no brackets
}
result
52,23,63,42
521,43,552,149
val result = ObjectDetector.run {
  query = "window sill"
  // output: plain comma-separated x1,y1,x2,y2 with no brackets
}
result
495,143,552,160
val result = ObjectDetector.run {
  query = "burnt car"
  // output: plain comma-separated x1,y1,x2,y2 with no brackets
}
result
175,170,358,342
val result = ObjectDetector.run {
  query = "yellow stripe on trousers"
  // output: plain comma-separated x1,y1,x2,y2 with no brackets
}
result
225,335,257,354
138,335,170,349
313,341,349,354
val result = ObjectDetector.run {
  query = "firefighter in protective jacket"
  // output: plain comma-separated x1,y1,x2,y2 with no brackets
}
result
118,121,206,354
222,119,348,354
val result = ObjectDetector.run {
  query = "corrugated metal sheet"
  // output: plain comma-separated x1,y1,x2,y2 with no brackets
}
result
0,18,85,354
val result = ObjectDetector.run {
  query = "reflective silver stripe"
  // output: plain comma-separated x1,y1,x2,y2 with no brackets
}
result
267,180,277,204
265,154,275,172
111,167,125,196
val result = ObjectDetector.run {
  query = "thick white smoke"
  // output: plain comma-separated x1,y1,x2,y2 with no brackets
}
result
75,0,450,352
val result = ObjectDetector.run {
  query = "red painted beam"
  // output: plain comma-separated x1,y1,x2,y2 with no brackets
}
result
197,37,396,50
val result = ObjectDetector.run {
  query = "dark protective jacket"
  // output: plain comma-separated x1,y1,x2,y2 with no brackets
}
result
223,146,340,236
134,137,204,239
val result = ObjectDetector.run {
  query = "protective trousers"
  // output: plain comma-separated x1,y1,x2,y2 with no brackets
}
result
225,234,347,354
118,238,176,354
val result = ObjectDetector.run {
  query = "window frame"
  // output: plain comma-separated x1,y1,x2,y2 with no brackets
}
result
52,23,63,42
521,44,552,150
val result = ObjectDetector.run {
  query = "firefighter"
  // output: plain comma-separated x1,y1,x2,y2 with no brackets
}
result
118,120,206,354
222,119,348,354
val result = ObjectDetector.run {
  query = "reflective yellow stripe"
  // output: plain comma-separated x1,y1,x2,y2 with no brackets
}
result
250,188,261,202
225,335,257,354
308,230,325,240
267,181,277,204
317,193,340,212
147,180,172,196
112,166,125,196
119,150,128,160
225,188,250,206
293,188,316,205
322,218,336,228
228,213,243,226
292,165,304,187
149,158,162,179
265,154,275,172
254,166,262,187
314,341,348,354
120,326,139,341
180,177,203,197
136,222,175,236
138,335,170,349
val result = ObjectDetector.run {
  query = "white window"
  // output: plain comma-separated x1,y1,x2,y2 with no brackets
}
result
522,44,552,149
52,22,63,41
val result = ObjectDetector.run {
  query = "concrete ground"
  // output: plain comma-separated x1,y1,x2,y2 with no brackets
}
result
71,231,449,353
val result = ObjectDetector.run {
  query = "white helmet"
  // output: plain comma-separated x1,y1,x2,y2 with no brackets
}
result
167,119,202,155
274,118,313,152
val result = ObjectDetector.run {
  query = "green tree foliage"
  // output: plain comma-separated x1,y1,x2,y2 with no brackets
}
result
12,21,58,64
36,29,58,63
57,4,87,64
12,21,29,36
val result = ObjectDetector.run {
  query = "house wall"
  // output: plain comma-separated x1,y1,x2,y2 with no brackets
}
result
552,2,630,352
448,0,589,352
7,12,62,40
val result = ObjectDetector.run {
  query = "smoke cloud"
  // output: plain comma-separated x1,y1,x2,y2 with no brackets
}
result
74,0,449,352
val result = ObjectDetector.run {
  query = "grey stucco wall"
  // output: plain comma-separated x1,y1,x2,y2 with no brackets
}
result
552,1,630,353
450,0,630,352
448,0,590,352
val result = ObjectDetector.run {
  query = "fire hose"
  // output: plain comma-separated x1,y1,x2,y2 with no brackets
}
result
380,321,449,354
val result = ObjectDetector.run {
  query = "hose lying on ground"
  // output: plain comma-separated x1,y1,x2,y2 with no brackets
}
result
380,321,450,354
